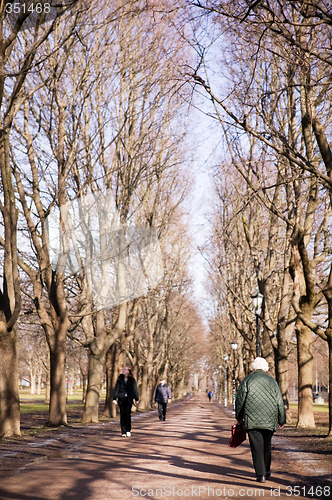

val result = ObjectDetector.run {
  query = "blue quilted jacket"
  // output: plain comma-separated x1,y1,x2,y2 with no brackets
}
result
235,370,286,431
155,383,172,403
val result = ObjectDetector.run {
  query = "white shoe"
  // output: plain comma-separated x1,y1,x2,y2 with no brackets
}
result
126,432,131,437
122,434,126,437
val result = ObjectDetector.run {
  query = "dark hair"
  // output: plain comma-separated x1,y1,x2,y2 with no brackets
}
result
117,366,134,381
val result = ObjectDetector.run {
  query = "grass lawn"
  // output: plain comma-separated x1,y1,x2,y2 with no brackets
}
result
289,402,329,413
20,403,84,414
19,389,106,415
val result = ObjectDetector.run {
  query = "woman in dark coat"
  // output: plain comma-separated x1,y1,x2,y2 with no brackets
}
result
113,366,139,437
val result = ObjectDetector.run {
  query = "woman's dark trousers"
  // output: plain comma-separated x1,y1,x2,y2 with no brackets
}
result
158,402,167,421
247,429,274,477
119,397,132,434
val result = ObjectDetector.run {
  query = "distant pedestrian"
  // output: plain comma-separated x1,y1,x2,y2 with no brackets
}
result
208,391,212,401
235,357,286,483
113,366,139,437
155,379,172,421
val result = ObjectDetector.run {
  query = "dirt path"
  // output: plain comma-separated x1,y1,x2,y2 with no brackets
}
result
0,393,331,500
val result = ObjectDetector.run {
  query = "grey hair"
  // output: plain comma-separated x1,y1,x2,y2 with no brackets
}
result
251,357,269,372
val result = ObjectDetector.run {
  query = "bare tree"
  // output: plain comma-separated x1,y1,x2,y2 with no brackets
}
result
64,2,193,422
188,0,332,432
0,1,83,437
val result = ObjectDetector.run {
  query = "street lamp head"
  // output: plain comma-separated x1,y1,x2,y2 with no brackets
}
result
231,340,238,351
251,288,264,312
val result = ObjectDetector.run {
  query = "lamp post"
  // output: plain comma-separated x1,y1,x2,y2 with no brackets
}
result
224,355,228,407
251,288,264,358
231,341,238,414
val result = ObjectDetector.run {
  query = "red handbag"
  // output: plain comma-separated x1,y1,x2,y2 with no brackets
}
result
228,420,246,448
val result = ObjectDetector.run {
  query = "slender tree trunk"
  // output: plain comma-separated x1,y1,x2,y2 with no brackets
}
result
138,304,154,410
327,333,332,437
74,375,78,395
83,355,105,423
274,246,294,423
69,377,73,396
0,324,20,438
82,372,87,404
177,377,185,399
83,347,106,423
45,371,50,405
151,375,159,407
296,323,315,428
0,130,22,438
139,361,149,410
275,338,291,423
323,288,332,437
103,343,117,418
37,372,42,395
48,321,68,426
83,304,127,422
237,340,245,382
30,370,36,395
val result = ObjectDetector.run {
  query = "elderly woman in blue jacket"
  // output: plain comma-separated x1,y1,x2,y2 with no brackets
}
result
155,379,172,421
235,357,286,483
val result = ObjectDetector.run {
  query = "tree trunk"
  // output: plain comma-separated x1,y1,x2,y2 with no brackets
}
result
237,341,246,382
139,362,149,410
296,323,315,428
48,322,68,426
0,130,22,437
151,375,159,407
177,377,185,399
82,371,87,404
82,300,127,422
37,372,42,395
275,258,294,423
323,287,332,437
327,331,332,437
0,325,20,438
45,371,50,405
74,375,79,395
83,355,105,423
275,334,291,424
30,369,36,395
103,344,117,418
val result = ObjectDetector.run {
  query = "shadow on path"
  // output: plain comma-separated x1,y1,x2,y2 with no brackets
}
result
0,394,331,500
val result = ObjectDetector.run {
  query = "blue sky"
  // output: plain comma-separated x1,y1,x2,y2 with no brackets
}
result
186,106,222,326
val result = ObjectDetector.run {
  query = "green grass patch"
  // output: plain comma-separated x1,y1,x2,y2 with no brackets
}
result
20,402,84,414
20,392,47,402
19,389,106,403
312,404,329,412
20,403,48,414
289,403,328,413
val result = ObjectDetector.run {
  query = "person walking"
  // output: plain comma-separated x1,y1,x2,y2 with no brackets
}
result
113,366,139,437
207,391,212,402
155,379,172,421
235,357,286,483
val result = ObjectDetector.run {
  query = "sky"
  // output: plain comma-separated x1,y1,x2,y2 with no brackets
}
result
185,107,222,327
183,26,229,328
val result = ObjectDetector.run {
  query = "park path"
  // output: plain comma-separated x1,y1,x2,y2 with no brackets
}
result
0,393,331,500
